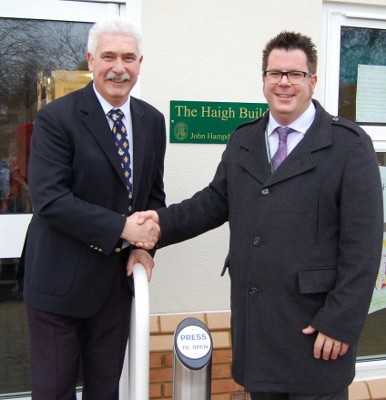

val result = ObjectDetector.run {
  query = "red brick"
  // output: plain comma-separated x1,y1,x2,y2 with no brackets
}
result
149,352,163,368
163,382,173,397
212,362,232,379
213,348,233,364
149,382,162,398
212,378,245,394
212,393,232,400
164,351,174,367
149,367,173,383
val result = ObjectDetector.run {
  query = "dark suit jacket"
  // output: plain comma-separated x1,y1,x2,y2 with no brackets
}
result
24,81,166,318
157,100,383,394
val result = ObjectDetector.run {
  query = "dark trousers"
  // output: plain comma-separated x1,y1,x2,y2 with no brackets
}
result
26,267,132,400
250,388,348,400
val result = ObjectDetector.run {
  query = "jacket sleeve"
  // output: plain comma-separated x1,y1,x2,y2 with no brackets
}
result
157,141,230,247
310,132,383,344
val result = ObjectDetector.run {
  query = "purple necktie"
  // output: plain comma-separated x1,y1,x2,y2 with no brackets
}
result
272,126,292,170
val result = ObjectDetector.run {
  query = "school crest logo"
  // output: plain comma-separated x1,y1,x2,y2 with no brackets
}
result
173,122,189,141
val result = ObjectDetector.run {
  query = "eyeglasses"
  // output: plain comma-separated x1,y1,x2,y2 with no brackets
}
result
263,70,313,84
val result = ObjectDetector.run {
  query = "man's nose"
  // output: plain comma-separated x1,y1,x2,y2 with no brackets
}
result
113,57,126,72
278,73,291,85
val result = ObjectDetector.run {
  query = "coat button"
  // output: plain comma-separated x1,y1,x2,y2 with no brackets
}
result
114,247,122,253
249,287,259,296
253,237,261,246
261,188,270,195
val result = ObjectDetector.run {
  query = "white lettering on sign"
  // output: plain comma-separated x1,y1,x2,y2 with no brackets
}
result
176,325,212,359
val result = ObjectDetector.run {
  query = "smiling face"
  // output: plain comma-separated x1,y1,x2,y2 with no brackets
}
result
87,32,143,108
263,49,317,126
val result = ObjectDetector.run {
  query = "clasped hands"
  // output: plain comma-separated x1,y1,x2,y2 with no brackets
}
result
121,210,160,250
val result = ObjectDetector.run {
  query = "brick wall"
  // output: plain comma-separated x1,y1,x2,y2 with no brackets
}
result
149,311,386,400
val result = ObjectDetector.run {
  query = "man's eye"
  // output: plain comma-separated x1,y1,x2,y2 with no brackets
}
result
268,72,281,78
289,72,303,78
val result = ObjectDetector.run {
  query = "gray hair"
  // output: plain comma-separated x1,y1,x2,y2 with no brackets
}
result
87,17,142,56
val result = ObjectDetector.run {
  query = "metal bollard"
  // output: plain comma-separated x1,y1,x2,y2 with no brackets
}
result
173,317,212,400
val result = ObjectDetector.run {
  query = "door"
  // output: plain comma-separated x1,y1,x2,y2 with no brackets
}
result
0,1,126,398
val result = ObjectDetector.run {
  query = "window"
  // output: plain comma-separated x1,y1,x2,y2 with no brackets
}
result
0,18,92,215
323,1,386,380
339,26,386,125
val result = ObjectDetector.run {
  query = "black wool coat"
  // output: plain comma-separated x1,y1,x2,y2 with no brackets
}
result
157,100,383,394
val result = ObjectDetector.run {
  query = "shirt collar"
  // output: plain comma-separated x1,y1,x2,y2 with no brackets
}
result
268,101,316,136
93,83,131,119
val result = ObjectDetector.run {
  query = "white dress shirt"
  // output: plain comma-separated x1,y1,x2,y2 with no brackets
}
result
93,84,134,184
266,101,316,163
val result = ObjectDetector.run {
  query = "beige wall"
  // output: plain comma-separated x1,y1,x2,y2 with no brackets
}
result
139,0,324,314
327,0,385,5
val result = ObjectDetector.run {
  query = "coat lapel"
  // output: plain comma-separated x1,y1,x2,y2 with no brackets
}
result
268,101,333,185
236,116,272,184
237,101,333,186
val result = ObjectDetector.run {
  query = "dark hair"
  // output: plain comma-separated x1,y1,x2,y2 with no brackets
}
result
262,31,318,74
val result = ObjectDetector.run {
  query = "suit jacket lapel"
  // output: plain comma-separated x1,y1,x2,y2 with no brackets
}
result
130,97,147,206
80,83,126,184
80,87,151,209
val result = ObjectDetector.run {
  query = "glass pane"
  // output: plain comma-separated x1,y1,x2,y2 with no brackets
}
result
338,26,386,125
357,154,386,358
0,17,92,215
0,16,92,396
0,257,29,394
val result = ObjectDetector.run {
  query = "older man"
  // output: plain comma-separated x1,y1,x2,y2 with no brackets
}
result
24,17,164,399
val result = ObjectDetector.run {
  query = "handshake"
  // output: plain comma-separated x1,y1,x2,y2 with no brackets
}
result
121,210,160,250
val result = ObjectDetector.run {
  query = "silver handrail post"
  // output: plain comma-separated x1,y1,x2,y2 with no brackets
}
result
173,317,212,400
119,263,149,400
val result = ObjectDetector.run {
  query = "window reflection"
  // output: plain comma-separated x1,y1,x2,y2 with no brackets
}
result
0,18,92,215
0,257,29,394
0,124,33,213
0,16,91,396
339,26,386,124
357,153,386,358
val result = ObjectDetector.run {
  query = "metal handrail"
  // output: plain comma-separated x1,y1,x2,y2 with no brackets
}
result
119,263,150,400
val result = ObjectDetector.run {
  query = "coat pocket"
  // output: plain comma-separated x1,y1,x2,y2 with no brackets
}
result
298,268,337,294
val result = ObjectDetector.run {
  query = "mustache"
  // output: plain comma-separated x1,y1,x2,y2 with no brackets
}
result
105,71,131,82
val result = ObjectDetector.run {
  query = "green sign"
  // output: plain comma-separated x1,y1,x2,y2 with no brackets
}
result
170,100,269,144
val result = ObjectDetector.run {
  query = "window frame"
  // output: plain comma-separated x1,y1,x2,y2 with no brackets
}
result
322,0,386,380
322,1,386,151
